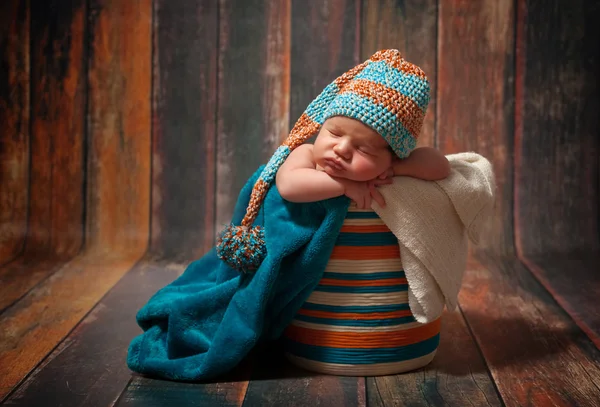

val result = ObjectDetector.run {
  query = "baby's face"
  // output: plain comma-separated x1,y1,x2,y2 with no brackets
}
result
313,116,393,181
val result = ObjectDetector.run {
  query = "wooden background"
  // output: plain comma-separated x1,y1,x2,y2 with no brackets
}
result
1,0,599,405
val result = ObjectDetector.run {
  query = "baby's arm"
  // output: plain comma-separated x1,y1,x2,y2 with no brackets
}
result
275,144,390,208
391,147,450,180
275,144,347,203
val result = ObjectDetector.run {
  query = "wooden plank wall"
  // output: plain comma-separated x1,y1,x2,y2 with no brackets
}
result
0,0,599,405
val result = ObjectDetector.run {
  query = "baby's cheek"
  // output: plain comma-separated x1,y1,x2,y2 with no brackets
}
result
354,156,385,179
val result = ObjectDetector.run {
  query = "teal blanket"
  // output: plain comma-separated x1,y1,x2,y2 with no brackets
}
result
127,166,350,380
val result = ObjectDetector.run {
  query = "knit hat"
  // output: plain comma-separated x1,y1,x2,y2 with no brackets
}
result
217,49,430,272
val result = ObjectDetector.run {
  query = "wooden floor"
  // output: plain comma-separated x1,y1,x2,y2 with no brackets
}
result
1,250,599,406
2,0,600,405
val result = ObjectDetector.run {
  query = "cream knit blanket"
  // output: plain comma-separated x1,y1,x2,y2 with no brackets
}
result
372,152,496,323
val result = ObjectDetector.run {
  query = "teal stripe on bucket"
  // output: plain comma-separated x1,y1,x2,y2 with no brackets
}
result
335,232,398,246
344,211,381,219
284,334,440,365
322,271,405,280
294,314,416,326
301,302,410,313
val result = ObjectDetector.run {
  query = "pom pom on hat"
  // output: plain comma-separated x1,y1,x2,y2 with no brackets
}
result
217,49,430,273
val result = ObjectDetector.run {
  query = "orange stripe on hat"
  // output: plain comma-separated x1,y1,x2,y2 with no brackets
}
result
340,79,425,137
283,113,321,150
369,49,427,78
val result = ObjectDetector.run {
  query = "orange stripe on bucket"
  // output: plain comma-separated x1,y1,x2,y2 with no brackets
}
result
285,318,441,348
330,245,400,260
340,224,391,233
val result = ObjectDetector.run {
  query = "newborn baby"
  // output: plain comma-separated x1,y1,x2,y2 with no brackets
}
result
276,115,450,209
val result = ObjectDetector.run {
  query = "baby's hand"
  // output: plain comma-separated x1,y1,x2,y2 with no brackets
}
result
342,177,392,209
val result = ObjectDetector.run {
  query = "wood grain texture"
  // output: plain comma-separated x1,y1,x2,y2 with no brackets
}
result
0,0,86,315
514,0,600,256
520,251,600,350
514,0,600,353
459,255,600,406
27,0,86,257
116,378,248,407
0,0,152,401
289,0,359,129
243,342,366,407
437,0,515,256
117,365,252,407
0,0,29,265
216,0,291,231
367,308,502,407
86,0,151,254
0,259,67,313
361,0,438,148
150,0,218,260
4,261,185,407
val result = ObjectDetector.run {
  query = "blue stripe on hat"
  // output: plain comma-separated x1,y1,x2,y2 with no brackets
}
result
355,60,430,110
305,82,341,124
323,92,417,158
259,145,291,184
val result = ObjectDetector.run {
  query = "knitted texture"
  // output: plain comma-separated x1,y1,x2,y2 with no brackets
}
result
217,49,430,273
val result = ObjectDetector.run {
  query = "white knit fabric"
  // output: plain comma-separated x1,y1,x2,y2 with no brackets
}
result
372,152,496,323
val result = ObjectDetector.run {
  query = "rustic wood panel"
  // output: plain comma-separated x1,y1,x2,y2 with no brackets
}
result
289,0,359,130
26,0,86,258
460,256,600,406
0,0,29,265
514,0,600,257
150,0,218,260
0,0,88,314
86,0,151,254
361,0,437,148
243,342,365,407
215,0,291,230
437,0,515,256
116,376,250,407
0,0,86,317
4,262,185,407
367,308,502,407
116,341,253,407
520,252,600,350
0,0,152,401
514,0,600,351
0,260,66,313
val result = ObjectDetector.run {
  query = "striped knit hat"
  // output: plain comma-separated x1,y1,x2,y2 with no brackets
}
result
217,49,430,272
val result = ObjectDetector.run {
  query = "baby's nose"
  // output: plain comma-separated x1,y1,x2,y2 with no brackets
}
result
334,145,351,159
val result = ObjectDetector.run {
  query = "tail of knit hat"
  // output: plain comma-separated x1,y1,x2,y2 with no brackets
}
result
217,49,430,273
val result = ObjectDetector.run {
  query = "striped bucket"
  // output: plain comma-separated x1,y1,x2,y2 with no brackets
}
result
283,205,441,376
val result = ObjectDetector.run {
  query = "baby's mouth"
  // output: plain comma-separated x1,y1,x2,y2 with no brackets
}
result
324,158,343,171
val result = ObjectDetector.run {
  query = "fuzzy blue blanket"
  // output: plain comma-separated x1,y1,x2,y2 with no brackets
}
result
127,166,350,380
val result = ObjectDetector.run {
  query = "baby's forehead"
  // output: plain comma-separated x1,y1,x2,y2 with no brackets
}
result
325,116,387,146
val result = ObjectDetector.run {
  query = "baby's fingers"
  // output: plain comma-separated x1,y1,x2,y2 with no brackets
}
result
369,183,386,208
